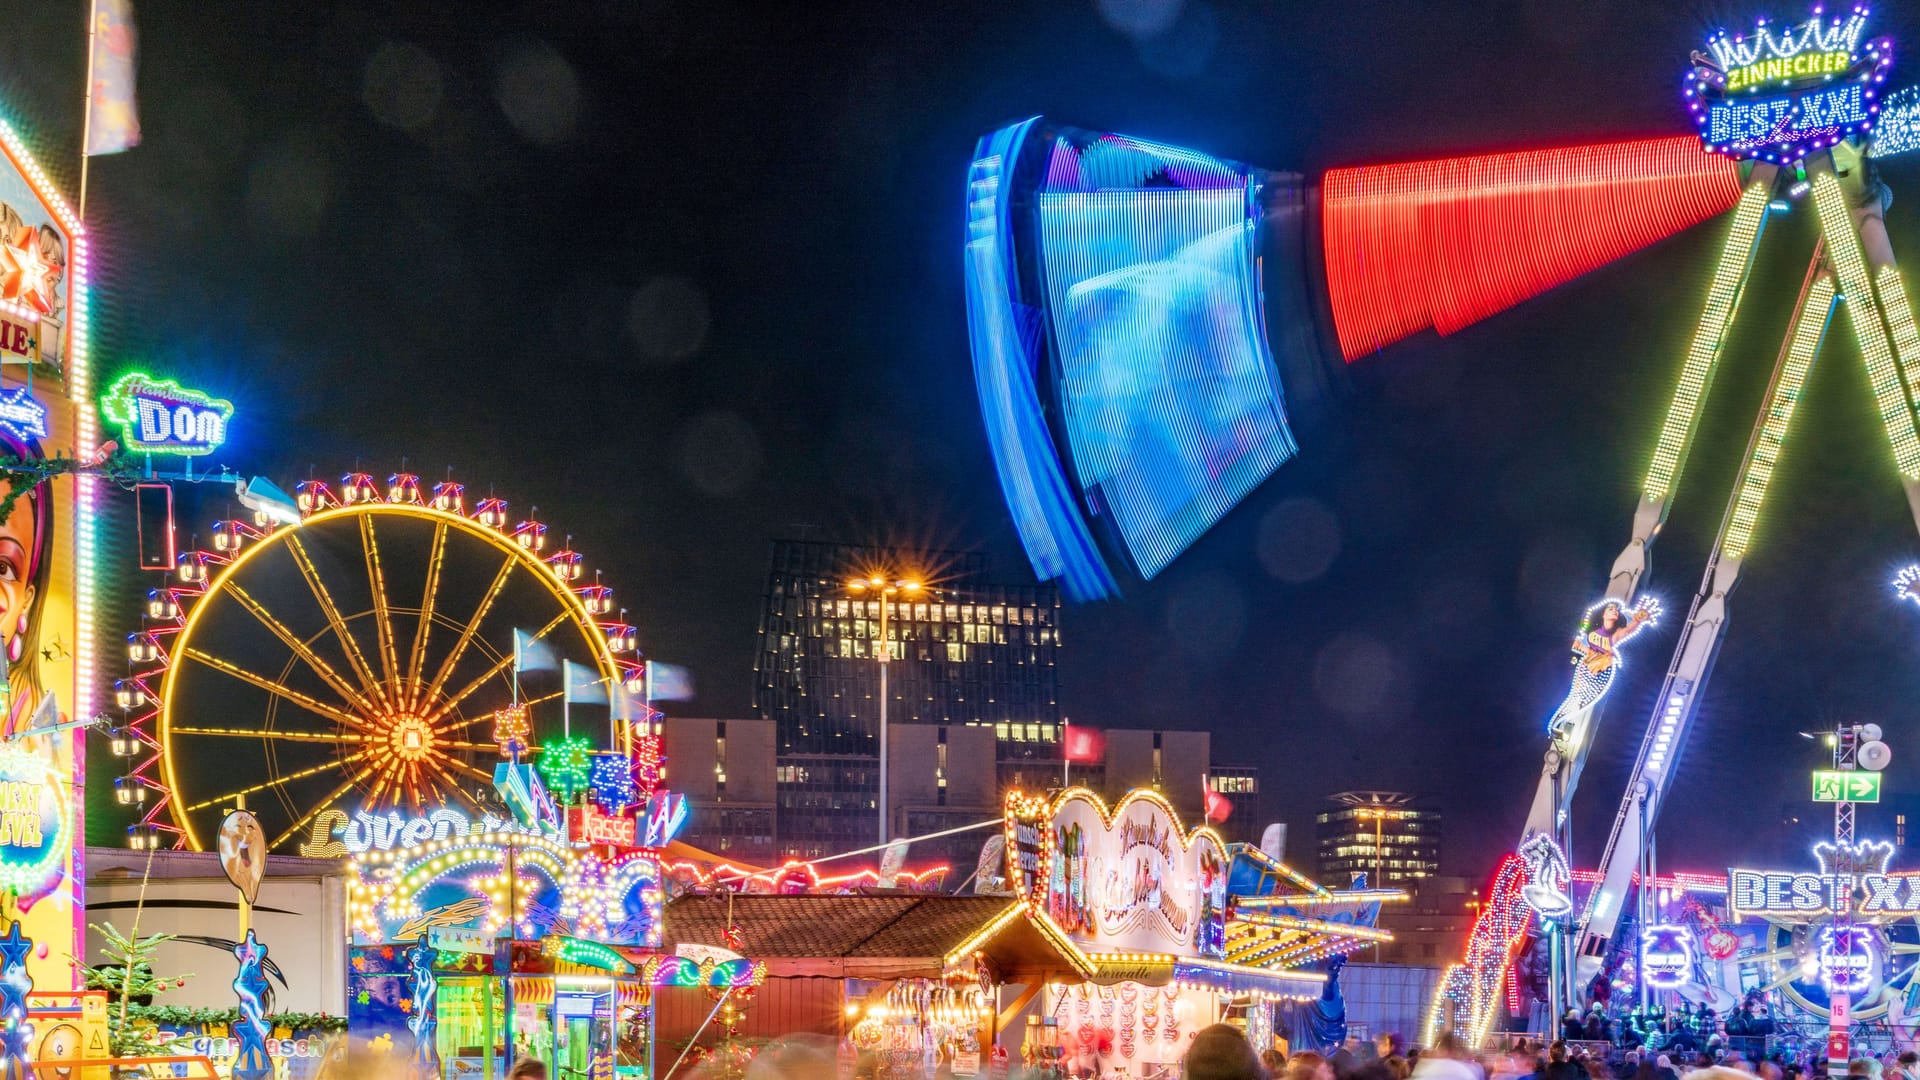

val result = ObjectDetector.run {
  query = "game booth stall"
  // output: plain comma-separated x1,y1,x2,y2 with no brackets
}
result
344,754,763,1080
958,788,1400,1078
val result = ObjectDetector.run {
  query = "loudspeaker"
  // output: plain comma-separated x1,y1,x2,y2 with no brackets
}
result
1860,740,1893,772
135,482,174,571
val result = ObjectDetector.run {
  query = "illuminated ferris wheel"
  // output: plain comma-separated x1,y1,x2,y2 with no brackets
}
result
112,473,642,853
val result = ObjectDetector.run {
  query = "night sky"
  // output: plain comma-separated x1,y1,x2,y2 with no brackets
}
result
8,0,1920,879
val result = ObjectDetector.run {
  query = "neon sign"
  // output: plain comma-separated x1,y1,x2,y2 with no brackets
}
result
1729,840,1920,916
297,806,541,857
1640,924,1696,989
0,387,45,443
1819,925,1877,991
0,744,68,907
569,803,637,849
1684,5,1894,163
1518,833,1573,918
99,372,232,456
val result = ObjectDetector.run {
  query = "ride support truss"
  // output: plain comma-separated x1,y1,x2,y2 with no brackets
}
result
1440,144,1920,1043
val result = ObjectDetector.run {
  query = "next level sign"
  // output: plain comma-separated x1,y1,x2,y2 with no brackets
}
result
1813,770,1881,803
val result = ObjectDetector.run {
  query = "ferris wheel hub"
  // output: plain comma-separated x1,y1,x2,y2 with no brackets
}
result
383,714,435,763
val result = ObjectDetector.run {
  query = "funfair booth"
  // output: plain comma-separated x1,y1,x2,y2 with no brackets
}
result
981,789,1397,1077
343,756,762,1080
0,99,107,1080
1568,842,1920,1061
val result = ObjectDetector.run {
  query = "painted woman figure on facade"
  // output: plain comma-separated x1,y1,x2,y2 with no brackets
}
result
0,424,53,738
1545,595,1660,737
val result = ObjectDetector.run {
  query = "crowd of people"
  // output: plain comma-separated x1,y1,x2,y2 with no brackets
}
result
1177,1028,1920,1080
697,1022,1920,1080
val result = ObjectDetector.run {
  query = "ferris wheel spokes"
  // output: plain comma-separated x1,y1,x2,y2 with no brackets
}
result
361,514,404,701
414,551,518,715
180,646,371,731
222,581,383,714
401,520,448,710
425,611,571,730
285,532,397,712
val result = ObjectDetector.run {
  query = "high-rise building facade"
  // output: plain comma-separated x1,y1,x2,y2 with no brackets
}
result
1315,791,1441,890
753,539,1062,856
661,717,779,862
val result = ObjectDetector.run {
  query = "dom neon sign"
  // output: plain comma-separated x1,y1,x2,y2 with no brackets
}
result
1684,5,1894,163
100,372,233,456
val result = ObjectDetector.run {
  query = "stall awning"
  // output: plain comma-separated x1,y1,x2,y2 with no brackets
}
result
663,893,1091,982
1080,953,1326,1002
511,976,553,1005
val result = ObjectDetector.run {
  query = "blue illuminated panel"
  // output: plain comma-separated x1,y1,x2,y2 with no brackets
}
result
1034,135,1296,580
964,121,1118,600
964,120,1310,595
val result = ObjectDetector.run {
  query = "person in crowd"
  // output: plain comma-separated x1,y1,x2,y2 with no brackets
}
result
1184,1023,1265,1080
1333,1037,1363,1079
1289,1050,1336,1080
1892,1053,1920,1080
1565,1010,1587,1042
1654,1054,1680,1080
1410,1034,1479,1080
1356,1036,1406,1080
1629,1054,1660,1080
1264,1049,1289,1077
1544,1041,1589,1080
507,1060,547,1080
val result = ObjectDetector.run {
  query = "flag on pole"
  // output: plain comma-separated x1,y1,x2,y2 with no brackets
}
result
1202,775,1232,823
610,680,661,727
562,660,608,705
1063,724,1104,763
644,660,695,702
878,839,910,883
513,629,559,675
85,0,141,156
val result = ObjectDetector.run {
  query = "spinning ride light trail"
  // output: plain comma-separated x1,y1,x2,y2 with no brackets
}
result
964,122,1308,596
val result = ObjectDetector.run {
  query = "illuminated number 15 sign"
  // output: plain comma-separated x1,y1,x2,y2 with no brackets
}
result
1812,770,1881,803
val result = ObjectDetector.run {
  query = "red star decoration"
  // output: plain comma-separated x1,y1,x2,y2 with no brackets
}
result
0,228,56,314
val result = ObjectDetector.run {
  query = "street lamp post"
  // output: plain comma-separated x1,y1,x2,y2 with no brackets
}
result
849,573,921,845
1357,805,1406,960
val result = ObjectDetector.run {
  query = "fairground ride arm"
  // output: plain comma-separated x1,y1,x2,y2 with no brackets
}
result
1575,243,1836,980
1518,167,1777,846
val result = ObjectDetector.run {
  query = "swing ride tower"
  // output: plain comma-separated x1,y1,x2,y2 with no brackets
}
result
1431,5,1920,1044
